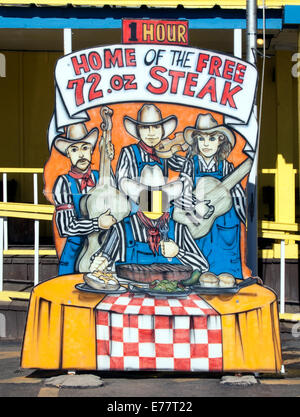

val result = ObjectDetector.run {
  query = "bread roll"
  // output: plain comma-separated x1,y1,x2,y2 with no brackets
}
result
199,272,219,287
218,273,235,288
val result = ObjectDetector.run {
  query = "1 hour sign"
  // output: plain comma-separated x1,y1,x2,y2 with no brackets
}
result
122,19,189,46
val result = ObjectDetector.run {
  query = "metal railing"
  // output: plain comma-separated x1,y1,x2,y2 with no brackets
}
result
258,226,300,317
0,168,55,291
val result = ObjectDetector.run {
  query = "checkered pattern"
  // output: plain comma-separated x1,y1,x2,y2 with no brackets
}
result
96,293,222,372
96,293,219,316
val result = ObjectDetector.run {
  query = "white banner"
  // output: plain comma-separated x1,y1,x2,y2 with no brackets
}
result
49,44,258,154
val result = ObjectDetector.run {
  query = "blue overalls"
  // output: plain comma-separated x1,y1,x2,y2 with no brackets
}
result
132,144,165,175
117,144,178,265
58,171,99,276
193,156,243,278
116,216,181,265
130,144,165,214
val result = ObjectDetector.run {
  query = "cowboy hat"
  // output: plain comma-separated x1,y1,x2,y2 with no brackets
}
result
183,113,235,147
54,123,99,156
120,165,183,204
124,104,177,140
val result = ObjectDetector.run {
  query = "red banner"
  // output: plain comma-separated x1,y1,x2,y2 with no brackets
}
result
122,19,189,46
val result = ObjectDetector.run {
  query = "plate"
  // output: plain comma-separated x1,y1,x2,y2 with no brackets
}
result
190,277,259,295
75,283,128,295
85,272,147,287
128,283,191,298
190,285,240,295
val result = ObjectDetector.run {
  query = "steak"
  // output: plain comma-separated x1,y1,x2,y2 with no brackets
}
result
116,263,193,283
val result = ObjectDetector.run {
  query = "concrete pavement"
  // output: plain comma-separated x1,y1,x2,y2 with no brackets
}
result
0,321,300,399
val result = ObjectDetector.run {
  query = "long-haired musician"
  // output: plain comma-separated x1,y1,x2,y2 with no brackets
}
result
177,113,247,278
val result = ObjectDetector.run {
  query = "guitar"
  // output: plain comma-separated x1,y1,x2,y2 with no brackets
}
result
75,106,131,272
173,158,252,239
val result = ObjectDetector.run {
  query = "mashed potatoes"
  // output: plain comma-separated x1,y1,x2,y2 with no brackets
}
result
84,272,119,291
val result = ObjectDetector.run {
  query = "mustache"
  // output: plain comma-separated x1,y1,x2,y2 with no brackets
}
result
76,158,90,165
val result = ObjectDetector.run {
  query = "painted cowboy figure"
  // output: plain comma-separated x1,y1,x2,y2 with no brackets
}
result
115,103,185,189
90,165,209,273
175,113,247,278
52,123,116,275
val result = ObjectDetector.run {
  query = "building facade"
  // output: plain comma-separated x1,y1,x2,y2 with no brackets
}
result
0,1,299,311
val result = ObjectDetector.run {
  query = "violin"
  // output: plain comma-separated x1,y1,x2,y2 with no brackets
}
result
155,132,189,159
76,106,131,273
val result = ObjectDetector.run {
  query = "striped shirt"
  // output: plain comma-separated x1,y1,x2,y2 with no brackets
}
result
92,213,209,272
115,144,185,186
175,155,247,224
53,169,116,238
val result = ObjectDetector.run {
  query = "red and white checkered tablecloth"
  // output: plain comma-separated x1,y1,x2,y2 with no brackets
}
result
96,293,222,372
96,292,219,316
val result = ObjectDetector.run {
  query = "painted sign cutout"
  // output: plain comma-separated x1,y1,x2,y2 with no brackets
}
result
21,39,282,373
46,44,257,279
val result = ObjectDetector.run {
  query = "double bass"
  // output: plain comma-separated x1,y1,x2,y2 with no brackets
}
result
76,106,131,272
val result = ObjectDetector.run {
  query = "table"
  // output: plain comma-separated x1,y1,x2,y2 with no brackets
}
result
96,292,222,372
21,274,282,373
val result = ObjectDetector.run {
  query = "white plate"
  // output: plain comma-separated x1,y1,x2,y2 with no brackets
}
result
75,283,128,295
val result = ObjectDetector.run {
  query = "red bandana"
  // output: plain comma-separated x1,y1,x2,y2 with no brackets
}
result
137,210,170,254
68,167,95,191
138,141,161,163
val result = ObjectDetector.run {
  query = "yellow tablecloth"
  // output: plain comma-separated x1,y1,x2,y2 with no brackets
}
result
21,275,282,373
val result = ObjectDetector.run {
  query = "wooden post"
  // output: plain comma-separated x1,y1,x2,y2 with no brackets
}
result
64,29,72,55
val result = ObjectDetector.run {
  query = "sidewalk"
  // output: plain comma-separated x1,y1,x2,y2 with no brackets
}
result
0,320,300,398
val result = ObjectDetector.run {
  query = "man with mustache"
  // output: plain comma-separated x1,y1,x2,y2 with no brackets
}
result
52,123,116,275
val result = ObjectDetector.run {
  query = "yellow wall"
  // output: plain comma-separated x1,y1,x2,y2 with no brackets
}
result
0,51,61,203
0,51,61,239
257,51,299,224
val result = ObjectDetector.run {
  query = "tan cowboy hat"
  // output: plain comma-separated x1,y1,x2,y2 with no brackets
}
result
120,165,183,204
183,113,235,147
124,104,177,140
54,123,99,156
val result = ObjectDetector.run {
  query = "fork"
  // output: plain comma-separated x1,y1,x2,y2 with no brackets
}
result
159,223,172,261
